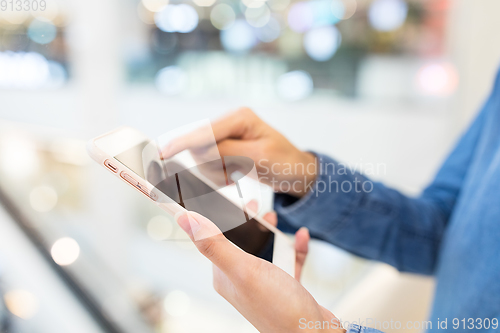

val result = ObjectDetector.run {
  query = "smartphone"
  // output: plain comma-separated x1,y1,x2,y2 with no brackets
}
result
87,127,295,275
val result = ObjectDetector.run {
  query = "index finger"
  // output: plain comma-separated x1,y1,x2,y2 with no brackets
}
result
175,211,253,280
160,109,250,159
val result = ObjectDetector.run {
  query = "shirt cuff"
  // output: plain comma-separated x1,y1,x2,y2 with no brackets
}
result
274,153,360,236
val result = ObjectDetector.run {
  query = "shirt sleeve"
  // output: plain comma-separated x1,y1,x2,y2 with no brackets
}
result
274,83,491,275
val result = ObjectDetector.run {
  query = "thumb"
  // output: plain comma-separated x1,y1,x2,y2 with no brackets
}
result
175,211,248,278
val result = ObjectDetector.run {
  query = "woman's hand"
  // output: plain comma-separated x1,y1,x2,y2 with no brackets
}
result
161,108,317,198
175,210,345,333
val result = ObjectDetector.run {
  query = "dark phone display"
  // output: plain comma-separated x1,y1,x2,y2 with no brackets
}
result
115,142,274,260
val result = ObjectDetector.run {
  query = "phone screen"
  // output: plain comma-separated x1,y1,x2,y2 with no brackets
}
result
114,142,274,261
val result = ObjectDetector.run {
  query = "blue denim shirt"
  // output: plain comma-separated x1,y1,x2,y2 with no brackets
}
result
274,70,500,332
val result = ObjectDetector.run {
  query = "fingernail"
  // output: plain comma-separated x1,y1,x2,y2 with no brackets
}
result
175,211,201,237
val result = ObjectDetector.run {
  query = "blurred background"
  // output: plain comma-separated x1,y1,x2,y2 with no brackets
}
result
1,0,500,332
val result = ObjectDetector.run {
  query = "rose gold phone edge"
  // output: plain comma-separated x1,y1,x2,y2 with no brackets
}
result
87,126,295,276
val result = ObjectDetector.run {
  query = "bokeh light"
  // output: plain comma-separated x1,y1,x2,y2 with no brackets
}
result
51,237,80,266
416,62,459,96
221,20,257,53
0,135,39,178
147,215,174,241
287,2,314,33
30,186,58,212
210,4,236,30
142,0,169,12
368,0,408,32
304,25,341,61
276,70,313,101
4,290,39,319
256,17,281,42
332,0,357,20
28,19,57,45
242,0,267,9
245,5,271,28
164,290,190,317
50,237,80,266
155,66,188,95
268,0,290,11
154,4,199,33
193,0,216,7
310,0,340,26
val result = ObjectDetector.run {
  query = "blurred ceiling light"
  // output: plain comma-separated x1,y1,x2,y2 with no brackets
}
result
256,17,281,42
193,0,216,7
416,62,458,96
287,2,314,33
268,0,290,11
164,290,190,317
147,215,174,241
368,0,408,32
242,0,267,9
28,18,57,44
276,70,313,101
0,52,51,89
0,136,39,178
304,25,341,61
155,66,188,95
221,19,257,53
154,4,199,33
245,5,271,28
142,0,169,12
332,0,357,20
51,237,80,266
30,186,58,212
210,4,236,30
4,290,39,319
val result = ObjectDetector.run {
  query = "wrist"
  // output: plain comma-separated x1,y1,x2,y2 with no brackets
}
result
291,152,317,198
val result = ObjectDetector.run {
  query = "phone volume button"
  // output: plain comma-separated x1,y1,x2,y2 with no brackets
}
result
120,172,138,186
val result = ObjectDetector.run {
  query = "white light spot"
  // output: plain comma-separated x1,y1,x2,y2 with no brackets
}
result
193,0,216,7
276,70,313,101
30,186,58,212
287,2,314,33
155,66,188,95
416,62,458,96
368,0,408,32
210,4,236,30
155,4,199,33
245,5,271,28
304,25,341,61
221,20,257,53
164,290,190,317
256,17,281,42
51,237,80,266
4,290,39,319
142,0,169,12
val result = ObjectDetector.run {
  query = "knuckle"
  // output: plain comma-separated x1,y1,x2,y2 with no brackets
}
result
196,239,217,259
